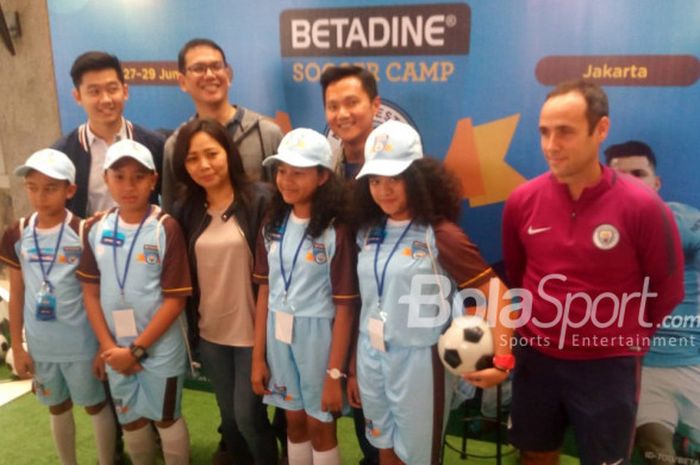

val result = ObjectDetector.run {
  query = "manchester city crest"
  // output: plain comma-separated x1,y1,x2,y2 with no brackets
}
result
592,224,620,250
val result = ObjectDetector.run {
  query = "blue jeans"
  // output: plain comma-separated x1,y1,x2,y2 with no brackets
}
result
199,339,278,465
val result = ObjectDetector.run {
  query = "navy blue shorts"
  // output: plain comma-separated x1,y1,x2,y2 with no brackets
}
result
508,344,641,465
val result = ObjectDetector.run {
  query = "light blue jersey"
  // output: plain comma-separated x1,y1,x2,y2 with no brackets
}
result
355,218,493,464
0,211,97,362
357,220,453,348
645,202,700,367
79,207,190,377
254,214,358,420
261,213,339,319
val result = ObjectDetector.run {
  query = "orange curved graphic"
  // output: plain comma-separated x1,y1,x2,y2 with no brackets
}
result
443,114,526,207
274,111,293,134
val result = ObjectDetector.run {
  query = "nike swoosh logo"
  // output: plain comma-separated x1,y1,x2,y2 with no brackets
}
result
602,460,623,465
527,226,551,235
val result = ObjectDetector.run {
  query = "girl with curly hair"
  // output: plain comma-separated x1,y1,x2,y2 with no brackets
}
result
351,121,513,465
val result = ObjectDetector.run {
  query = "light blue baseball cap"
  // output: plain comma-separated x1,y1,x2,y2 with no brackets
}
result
356,120,422,179
104,139,156,171
263,128,333,170
14,148,76,183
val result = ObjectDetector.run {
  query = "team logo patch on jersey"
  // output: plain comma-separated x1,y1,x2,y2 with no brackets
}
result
142,244,160,265
312,242,327,264
592,224,620,250
62,246,81,264
100,230,125,247
411,241,428,259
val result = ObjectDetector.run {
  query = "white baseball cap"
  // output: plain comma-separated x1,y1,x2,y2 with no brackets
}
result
14,148,76,183
263,128,334,170
104,139,156,171
356,120,422,179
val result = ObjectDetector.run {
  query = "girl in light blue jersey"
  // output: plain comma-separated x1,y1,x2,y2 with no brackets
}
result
252,128,359,465
351,121,512,465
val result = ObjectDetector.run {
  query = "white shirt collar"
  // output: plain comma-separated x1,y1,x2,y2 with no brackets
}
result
85,118,128,145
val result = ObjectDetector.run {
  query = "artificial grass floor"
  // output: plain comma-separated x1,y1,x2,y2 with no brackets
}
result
0,380,582,465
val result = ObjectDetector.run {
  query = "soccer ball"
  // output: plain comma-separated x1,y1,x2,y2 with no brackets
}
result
438,315,493,375
0,334,7,362
4,342,27,377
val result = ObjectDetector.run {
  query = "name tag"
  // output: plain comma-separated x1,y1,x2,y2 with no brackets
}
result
368,318,386,352
275,311,294,345
112,309,138,339
101,230,125,247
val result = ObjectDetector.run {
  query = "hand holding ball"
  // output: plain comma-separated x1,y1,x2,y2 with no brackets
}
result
438,315,493,375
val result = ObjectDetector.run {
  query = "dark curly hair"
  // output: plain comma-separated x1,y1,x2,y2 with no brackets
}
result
172,118,253,207
351,157,462,229
265,167,345,240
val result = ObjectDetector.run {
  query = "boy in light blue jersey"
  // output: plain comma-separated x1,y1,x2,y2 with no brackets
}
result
0,148,117,465
77,139,192,465
606,141,700,462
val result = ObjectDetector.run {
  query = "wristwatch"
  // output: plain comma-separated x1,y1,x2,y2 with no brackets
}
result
129,343,149,362
492,354,515,373
326,368,347,380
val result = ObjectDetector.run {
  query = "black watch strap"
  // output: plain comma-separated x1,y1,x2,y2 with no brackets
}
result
129,343,148,362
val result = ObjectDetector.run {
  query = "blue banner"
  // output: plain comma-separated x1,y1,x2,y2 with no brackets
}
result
48,0,700,262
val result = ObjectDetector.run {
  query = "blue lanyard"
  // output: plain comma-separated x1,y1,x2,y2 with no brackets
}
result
32,214,66,292
373,217,413,311
112,206,151,299
279,211,307,302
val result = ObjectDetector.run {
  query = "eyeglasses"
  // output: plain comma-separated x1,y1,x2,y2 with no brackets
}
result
185,61,227,76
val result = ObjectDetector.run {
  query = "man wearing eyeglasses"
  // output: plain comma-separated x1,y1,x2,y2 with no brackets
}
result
160,38,283,212
160,38,283,465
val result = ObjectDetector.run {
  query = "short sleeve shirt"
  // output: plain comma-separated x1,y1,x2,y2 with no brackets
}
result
0,211,98,362
253,212,359,318
78,206,192,376
356,219,494,348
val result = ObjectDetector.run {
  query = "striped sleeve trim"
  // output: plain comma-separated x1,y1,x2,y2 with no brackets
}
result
162,286,193,294
0,255,20,268
457,267,494,289
332,294,360,300
76,269,100,280
252,273,268,281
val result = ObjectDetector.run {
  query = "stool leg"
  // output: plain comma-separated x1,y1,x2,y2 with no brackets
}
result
460,400,468,459
496,383,502,465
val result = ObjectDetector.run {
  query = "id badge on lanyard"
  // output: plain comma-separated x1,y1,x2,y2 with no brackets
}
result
35,282,57,321
275,212,306,345
371,218,413,352
32,217,66,322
